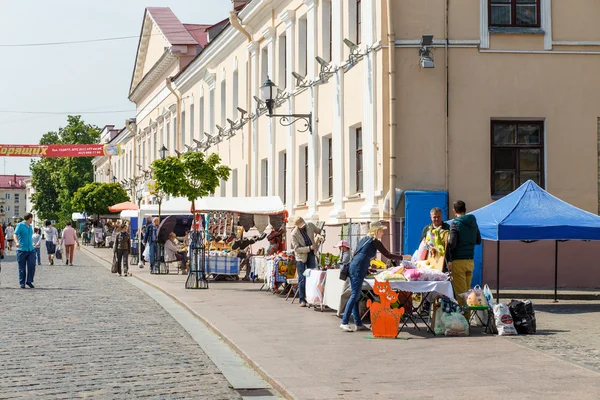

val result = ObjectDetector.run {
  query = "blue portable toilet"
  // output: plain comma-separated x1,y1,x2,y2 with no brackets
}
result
403,191,449,255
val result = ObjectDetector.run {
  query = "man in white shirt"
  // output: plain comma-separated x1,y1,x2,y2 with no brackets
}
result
43,220,59,266
5,223,15,251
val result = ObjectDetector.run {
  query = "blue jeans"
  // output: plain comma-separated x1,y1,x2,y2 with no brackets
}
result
17,250,36,286
148,242,157,270
342,272,365,326
296,252,316,304
35,248,41,264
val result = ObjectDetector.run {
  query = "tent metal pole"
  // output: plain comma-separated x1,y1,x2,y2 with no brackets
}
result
496,241,500,301
553,240,559,303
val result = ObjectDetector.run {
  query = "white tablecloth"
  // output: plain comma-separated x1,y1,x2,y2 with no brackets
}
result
364,279,455,300
250,256,267,280
305,270,327,306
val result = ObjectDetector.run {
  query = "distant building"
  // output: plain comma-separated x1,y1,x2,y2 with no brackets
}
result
0,174,29,225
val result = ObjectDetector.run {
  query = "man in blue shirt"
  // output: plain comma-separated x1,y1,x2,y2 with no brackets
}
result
14,213,36,288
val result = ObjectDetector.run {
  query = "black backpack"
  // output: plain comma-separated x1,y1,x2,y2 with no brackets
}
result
508,299,536,335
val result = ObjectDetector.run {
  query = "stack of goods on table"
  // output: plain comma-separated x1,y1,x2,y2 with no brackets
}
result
371,260,449,282
265,251,296,290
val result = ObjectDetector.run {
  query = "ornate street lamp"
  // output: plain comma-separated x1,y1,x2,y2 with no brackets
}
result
260,77,312,134
112,175,117,184
159,145,168,160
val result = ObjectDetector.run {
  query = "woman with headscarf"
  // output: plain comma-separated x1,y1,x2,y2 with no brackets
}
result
340,221,403,332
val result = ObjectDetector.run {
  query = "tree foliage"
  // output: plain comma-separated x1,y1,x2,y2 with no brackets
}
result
30,116,100,224
152,152,231,210
72,182,129,218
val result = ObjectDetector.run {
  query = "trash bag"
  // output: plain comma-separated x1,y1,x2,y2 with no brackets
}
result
508,299,536,335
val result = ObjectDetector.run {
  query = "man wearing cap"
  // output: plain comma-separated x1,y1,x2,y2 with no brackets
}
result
291,217,323,307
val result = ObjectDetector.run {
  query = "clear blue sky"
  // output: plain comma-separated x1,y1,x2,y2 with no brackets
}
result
0,0,231,175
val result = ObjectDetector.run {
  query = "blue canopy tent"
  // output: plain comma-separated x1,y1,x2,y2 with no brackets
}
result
466,180,600,301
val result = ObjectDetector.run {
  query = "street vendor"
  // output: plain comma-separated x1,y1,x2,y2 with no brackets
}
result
266,228,284,256
420,207,450,242
334,240,352,266
420,207,450,270
232,227,261,281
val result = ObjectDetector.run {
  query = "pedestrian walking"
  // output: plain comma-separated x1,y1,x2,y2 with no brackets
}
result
32,228,42,266
43,220,59,265
61,221,80,266
113,224,131,276
5,223,15,251
13,213,36,288
144,217,159,272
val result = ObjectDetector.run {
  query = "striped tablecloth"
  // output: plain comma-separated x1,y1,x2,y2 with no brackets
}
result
206,255,240,276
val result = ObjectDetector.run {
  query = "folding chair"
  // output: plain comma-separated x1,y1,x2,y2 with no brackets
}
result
285,269,299,303
468,305,496,334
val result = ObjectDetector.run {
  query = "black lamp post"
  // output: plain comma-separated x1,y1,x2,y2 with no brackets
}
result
260,77,312,134
159,145,168,160
112,175,117,184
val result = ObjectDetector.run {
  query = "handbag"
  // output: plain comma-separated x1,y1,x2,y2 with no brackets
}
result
111,254,118,274
339,263,350,281
55,247,62,260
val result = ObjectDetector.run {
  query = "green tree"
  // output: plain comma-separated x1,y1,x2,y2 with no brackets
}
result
72,182,130,219
30,115,100,224
152,152,230,212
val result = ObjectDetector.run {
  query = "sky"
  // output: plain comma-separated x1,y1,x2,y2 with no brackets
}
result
0,0,231,176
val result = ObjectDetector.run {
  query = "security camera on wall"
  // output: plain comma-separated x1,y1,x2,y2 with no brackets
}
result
420,57,434,68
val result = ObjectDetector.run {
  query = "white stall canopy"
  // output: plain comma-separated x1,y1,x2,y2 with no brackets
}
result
139,196,285,219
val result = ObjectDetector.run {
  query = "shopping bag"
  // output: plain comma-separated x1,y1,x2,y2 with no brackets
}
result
508,299,536,335
55,247,62,260
483,284,496,306
111,254,118,274
142,244,150,260
492,303,518,336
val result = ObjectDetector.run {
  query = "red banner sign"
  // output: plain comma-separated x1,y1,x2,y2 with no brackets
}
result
0,144,120,158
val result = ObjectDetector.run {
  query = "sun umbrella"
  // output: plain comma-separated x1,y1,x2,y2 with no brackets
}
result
157,215,177,244
108,201,139,212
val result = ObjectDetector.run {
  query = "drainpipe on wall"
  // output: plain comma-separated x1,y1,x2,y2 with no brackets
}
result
445,0,450,193
229,10,253,196
386,0,397,252
125,118,137,200
166,78,182,153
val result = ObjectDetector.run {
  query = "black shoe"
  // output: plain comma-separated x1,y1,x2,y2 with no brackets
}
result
26,283,34,288
69,263,73,266
20,285,25,289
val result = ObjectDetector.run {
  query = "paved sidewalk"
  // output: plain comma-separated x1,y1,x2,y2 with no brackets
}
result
84,246,600,400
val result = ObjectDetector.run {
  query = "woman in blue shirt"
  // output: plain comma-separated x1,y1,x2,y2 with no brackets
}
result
340,221,402,332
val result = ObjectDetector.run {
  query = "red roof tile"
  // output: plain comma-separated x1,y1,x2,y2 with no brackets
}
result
183,24,211,48
146,7,198,46
0,175,29,190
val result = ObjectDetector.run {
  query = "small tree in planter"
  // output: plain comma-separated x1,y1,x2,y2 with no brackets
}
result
152,152,230,288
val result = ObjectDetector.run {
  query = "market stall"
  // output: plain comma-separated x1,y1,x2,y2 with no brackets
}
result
138,196,288,286
467,180,600,301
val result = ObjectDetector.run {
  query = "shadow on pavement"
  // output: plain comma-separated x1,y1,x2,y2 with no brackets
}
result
534,303,600,314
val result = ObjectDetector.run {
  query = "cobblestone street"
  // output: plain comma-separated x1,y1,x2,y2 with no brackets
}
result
0,248,241,399
505,299,600,373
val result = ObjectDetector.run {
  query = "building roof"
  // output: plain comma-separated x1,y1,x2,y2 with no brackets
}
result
146,7,199,46
0,175,29,190
183,24,211,48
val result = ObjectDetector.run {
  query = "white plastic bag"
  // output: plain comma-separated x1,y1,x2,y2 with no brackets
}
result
493,303,518,336
142,245,150,260
483,284,495,306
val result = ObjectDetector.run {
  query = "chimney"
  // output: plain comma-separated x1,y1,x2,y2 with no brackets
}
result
13,174,16,185
232,0,246,10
